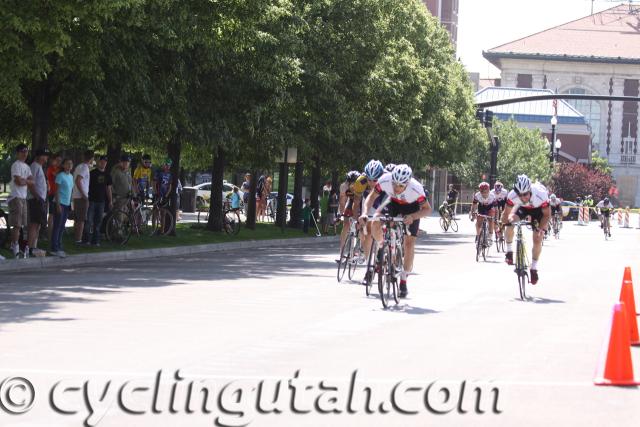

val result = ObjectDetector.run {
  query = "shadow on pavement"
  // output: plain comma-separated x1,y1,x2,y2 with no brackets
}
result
0,232,467,326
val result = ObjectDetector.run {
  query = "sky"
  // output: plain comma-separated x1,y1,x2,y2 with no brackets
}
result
457,0,631,78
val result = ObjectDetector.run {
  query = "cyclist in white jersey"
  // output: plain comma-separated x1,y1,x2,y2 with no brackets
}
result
501,175,550,285
471,182,497,245
491,181,508,212
359,164,432,298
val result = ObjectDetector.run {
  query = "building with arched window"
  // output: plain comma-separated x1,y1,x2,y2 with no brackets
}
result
483,4,640,206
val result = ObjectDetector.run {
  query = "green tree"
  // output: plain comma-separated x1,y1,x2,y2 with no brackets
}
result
590,151,613,176
451,119,551,187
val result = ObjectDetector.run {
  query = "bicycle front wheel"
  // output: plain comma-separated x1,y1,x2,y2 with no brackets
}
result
347,237,360,281
364,242,377,296
337,237,352,282
516,240,527,301
106,211,131,245
152,208,174,236
439,217,448,232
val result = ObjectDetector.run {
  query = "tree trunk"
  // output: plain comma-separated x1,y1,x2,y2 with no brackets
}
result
28,79,55,153
311,156,321,219
289,161,304,228
206,146,225,232
106,142,123,173
331,170,339,195
276,161,289,228
167,135,182,236
245,170,258,230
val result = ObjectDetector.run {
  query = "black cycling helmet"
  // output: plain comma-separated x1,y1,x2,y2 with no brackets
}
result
604,197,610,203
345,170,360,183
142,154,151,161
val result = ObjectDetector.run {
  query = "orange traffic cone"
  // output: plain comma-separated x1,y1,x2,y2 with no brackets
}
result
594,302,640,386
622,266,639,316
620,280,640,345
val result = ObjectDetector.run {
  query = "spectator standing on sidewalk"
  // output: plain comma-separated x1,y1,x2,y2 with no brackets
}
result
46,153,62,240
302,198,311,234
133,154,152,202
83,155,112,246
27,148,50,256
8,144,34,258
241,173,251,206
72,150,94,245
111,154,132,211
230,186,242,211
50,158,74,257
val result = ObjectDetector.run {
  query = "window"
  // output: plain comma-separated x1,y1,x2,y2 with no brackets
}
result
563,87,601,151
516,74,532,88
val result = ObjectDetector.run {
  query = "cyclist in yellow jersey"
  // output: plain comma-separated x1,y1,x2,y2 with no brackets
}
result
133,154,153,201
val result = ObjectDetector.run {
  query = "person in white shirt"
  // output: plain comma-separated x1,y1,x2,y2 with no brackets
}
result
7,144,34,258
72,150,94,244
27,148,50,256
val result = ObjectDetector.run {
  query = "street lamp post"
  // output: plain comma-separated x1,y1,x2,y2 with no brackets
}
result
554,139,562,163
550,115,558,164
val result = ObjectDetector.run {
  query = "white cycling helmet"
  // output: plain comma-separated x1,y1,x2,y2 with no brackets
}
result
391,164,412,185
513,174,531,195
364,159,384,180
550,193,557,200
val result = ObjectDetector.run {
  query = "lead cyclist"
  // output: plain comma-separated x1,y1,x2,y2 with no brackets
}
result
359,164,432,298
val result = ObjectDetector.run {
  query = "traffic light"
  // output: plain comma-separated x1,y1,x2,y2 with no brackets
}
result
484,110,493,128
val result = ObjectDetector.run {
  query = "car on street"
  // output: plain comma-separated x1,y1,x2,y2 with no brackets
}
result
561,200,580,220
184,181,234,208
269,192,293,206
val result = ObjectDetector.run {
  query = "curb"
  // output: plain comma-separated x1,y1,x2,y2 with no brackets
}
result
0,235,339,273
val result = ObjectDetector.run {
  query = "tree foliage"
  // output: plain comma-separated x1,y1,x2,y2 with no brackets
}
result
551,162,613,202
451,119,551,187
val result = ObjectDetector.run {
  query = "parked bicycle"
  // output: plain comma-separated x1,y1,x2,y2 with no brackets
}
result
197,200,242,235
150,197,175,236
106,195,152,245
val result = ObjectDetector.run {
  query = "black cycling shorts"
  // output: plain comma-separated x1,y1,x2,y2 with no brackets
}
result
384,201,421,236
514,207,543,229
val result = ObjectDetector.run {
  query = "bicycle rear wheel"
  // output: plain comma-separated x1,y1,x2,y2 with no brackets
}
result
337,237,352,282
224,210,241,235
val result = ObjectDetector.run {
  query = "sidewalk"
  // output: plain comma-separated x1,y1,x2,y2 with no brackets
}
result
0,234,338,273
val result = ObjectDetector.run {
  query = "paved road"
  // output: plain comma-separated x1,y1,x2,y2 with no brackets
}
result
0,217,639,426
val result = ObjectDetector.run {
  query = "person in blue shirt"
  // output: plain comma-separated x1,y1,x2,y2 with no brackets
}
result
230,186,242,211
154,159,173,203
51,158,74,257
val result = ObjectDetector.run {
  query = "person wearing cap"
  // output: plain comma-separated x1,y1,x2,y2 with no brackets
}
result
72,150,94,245
7,144,34,258
27,147,50,256
111,154,133,211
83,155,113,246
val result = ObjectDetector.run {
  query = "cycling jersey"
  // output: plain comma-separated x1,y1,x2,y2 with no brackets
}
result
352,175,368,196
473,191,496,206
596,200,614,214
549,198,562,208
133,166,152,195
490,188,508,202
375,173,426,205
506,183,549,210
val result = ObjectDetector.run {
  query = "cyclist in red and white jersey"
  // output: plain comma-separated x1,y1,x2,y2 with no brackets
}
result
471,182,497,245
501,175,551,285
491,181,508,212
360,164,432,298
